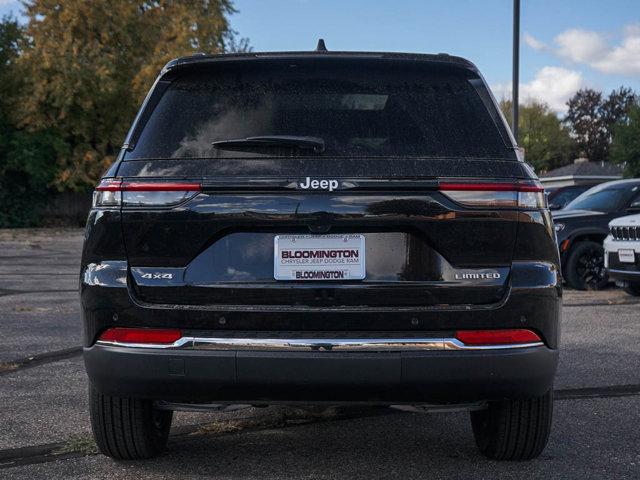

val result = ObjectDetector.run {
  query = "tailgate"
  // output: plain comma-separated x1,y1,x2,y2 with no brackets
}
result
118,161,524,308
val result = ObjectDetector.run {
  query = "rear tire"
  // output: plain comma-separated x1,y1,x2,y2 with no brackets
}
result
623,282,640,296
89,386,173,460
470,390,553,461
564,241,607,290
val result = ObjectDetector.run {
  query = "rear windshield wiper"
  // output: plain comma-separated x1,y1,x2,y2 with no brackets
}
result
212,136,325,154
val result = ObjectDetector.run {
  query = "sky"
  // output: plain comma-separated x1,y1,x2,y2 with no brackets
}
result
2,0,639,113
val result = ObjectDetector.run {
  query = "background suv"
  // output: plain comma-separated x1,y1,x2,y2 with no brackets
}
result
553,179,640,289
81,50,560,461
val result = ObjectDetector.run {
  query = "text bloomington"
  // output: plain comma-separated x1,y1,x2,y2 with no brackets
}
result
295,270,348,279
281,249,359,259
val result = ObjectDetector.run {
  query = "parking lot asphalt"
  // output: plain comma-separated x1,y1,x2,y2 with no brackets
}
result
0,229,639,479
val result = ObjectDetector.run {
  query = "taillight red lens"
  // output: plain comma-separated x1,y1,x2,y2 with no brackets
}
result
439,182,537,192
93,180,201,207
95,179,123,191
455,329,542,346
98,328,182,344
439,182,545,209
123,182,201,192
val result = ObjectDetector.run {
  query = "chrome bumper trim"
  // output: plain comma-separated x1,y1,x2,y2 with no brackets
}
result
607,268,640,276
96,337,543,351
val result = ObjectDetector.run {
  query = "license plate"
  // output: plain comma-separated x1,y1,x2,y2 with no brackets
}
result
274,234,366,280
618,249,636,263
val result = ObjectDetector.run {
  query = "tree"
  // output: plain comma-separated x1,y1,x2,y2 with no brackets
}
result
0,15,66,226
564,87,636,162
0,15,21,115
0,125,68,226
500,99,574,173
610,102,640,178
17,0,248,191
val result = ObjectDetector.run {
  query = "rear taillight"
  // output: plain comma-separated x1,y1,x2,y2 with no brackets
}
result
455,329,542,346
98,327,182,345
93,179,201,207
93,179,122,207
439,182,546,209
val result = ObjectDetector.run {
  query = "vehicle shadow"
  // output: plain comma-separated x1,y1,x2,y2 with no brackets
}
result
121,409,576,479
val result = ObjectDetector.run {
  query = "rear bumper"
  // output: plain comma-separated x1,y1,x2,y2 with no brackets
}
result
605,248,640,283
84,343,558,404
607,268,640,282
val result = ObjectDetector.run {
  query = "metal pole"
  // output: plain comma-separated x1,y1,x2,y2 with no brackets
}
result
512,0,520,143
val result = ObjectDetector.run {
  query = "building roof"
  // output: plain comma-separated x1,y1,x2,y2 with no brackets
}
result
541,160,623,181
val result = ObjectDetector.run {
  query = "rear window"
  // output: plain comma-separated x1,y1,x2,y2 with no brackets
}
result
548,185,592,206
126,60,514,160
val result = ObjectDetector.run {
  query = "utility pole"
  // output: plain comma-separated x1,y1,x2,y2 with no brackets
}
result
512,0,520,143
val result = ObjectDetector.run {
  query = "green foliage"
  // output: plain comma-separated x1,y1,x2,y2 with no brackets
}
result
0,15,66,227
611,103,640,178
564,87,636,161
1,4,245,226
0,15,70,226
0,15,21,112
17,0,244,191
500,99,574,173
0,113,69,227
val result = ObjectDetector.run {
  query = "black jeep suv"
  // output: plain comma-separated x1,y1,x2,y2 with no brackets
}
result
553,179,640,290
81,50,560,461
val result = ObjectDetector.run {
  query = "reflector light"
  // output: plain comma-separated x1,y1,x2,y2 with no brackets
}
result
455,329,541,346
98,328,182,345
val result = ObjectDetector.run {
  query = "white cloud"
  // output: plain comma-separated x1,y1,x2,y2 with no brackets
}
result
524,33,547,51
624,23,640,37
492,66,584,113
526,24,640,77
555,29,609,63
592,29,640,76
521,67,584,111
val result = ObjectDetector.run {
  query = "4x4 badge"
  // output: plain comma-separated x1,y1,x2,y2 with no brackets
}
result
140,272,173,279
